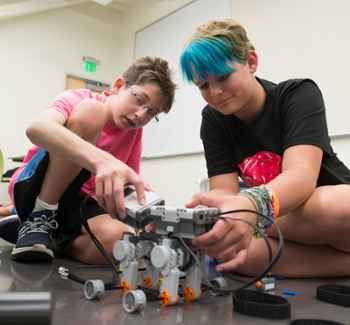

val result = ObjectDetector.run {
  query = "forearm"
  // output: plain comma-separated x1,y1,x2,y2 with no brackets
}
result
263,144,321,217
26,116,111,175
267,164,317,217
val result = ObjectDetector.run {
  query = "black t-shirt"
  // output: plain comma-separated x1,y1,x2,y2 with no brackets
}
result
201,77,350,186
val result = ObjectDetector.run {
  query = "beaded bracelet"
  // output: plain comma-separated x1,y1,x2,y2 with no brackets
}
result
238,186,279,238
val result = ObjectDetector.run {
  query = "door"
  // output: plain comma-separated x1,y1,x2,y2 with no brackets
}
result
65,75,110,94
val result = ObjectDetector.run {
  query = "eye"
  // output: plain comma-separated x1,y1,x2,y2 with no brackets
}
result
146,109,156,118
134,95,144,106
199,82,209,90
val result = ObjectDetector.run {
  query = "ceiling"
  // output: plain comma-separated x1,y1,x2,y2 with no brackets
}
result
0,0,163,27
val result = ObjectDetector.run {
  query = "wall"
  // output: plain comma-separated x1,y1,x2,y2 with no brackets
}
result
0,0,197,204
0,8,121,202
134,0,231,159
1,0,350,207
117,0,207,205
137,0,350,205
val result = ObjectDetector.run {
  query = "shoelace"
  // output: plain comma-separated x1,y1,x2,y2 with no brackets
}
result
18,214,59,240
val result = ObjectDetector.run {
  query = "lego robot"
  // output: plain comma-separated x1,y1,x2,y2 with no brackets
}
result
82,187,228,313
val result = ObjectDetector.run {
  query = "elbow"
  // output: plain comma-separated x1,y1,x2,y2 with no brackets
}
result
25,120,42,144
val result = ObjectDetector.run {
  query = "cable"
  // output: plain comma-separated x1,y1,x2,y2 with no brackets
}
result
177,208,283,294
60,197,283,297
79,192,120,288
59,192,122,289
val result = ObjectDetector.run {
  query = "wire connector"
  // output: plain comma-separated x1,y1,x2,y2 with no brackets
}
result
255,277,276,292
59,267,69,280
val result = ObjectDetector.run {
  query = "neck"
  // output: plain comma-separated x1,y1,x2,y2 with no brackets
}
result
237,78,265,125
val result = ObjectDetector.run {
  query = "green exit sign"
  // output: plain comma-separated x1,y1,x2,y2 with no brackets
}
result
85,61,96,72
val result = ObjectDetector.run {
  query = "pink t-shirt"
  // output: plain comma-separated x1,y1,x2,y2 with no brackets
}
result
8,89,142,202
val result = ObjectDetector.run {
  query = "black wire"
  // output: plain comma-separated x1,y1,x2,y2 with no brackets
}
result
60,191,121,289
177,208,283,294
78,191,120,288
63,200,283,296
217,208,284,271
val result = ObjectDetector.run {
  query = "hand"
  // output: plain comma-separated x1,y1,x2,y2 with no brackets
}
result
185,192,258,272
94,155,150,219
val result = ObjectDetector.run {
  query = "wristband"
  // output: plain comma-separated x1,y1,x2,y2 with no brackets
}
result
264,186,280,218
238,186,279,238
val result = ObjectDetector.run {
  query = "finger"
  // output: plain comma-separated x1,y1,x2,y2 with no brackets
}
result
185,192,223,209
215,250,247,273
192,219,228,246
184,193,207,208
143,181,152,192
104,180,118,218
133,179,146,205
95,178,106,209
113,180,126,219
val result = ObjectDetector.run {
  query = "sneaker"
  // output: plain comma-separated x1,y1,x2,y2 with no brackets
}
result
0,215,21,244
11,210,58,262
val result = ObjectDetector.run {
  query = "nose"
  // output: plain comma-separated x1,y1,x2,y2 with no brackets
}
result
209,82,224,97
135,107,148,120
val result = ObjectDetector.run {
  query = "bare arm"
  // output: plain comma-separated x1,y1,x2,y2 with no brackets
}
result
26,108,110,172
267,144,322,216
26,107,147,218
209,172,240,195
186,144,322,272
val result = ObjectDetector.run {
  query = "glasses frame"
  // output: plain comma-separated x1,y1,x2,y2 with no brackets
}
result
125,82,159,123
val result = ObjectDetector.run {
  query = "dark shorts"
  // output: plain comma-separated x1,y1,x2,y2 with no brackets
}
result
13,149,108,245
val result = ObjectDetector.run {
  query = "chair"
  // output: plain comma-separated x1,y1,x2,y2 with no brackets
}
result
0,150,11,182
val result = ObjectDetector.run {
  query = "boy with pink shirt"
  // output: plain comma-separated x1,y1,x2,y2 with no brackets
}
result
2,57,177,264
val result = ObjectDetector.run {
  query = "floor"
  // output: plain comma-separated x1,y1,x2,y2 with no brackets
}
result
0,238,350,325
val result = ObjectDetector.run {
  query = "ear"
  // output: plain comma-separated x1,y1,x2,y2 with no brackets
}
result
111,77,125,94
247,50,258,73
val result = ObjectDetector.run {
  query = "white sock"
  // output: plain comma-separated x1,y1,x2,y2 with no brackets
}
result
33,196,58,213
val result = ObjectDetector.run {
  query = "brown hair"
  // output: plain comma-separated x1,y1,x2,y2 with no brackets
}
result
122,57,177,114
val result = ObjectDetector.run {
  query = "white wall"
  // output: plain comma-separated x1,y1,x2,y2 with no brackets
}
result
0,8,121,203
0,8,120,161
1,0,350,207
0,0,196,204
138,0,350,205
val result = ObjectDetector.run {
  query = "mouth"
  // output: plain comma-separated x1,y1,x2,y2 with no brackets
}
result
125,117,136,127
215,97,231,105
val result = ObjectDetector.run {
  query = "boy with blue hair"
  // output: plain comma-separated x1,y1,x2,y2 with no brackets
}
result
181,18,350,278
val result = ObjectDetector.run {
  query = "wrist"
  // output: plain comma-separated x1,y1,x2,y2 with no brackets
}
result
238,186,279,238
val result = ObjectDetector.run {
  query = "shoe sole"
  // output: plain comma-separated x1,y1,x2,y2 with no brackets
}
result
11,244,54,262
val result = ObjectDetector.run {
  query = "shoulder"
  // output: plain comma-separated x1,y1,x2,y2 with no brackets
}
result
259,78,323,108
57,89,106,101
51,89,107,109
259,77,320,94
275,79,322,101
277,78,320,93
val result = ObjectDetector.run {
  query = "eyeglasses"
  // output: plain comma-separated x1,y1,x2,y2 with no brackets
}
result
125,83,159,123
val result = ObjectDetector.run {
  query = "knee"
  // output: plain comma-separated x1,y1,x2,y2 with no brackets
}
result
94,222,130,257
65,99,109,141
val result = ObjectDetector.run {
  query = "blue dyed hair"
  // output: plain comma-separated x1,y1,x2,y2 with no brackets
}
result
179,19,254,84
